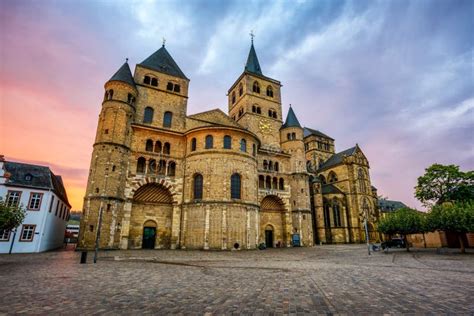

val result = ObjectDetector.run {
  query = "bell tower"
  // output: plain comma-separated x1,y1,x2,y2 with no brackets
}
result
228,37,282,149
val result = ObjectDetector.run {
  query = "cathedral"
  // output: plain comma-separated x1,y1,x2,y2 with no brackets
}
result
78,40,379,250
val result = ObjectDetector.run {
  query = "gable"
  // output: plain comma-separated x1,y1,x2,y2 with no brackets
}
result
188,109,244,129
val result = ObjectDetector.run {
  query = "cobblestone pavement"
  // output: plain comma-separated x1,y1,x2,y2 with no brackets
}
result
1,245,473,315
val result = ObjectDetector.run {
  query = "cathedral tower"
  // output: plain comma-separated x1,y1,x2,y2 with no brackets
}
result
79,61,136,249
227,40,282,148
280,107,313,245
133,44,189,132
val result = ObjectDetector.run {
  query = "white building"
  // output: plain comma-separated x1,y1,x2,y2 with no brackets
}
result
0,157,71,253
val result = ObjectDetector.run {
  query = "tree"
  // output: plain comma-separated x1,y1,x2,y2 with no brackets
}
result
415,164,474,207
0,198,26,231
377,207,426,251
428,201,474,253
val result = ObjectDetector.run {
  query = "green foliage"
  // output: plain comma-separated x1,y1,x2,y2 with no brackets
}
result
428,201,474,234
415,164,474,206
0,198,26,231
378,207,427,235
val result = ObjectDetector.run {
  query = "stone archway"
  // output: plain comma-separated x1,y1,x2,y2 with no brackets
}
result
260,195,286,248
129,183,174,249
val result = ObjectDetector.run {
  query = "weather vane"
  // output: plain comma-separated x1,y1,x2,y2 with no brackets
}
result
250,30,255,43
162,37,166,47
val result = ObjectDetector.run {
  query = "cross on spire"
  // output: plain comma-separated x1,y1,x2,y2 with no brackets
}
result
162,37,166,47
250,30,255,44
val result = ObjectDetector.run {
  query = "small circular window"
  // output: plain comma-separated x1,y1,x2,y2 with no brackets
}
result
25,174,32,181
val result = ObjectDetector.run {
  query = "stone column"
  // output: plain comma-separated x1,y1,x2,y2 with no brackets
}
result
170,204,181,249
255,208,260,246
181,207,188,249
119,201,132,249
204,205,210,250
246,208,251,249
284,210,292,247
222,207,227,250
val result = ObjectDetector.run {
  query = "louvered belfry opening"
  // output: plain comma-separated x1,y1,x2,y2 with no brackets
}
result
261,195,285,212
133,183,173,204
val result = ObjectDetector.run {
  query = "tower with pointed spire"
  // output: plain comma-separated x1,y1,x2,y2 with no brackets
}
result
227,39,282,148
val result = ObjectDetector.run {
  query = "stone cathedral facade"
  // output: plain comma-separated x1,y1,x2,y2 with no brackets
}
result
78,41,379,250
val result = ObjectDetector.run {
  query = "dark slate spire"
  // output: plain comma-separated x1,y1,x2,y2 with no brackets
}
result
245,42,263,75
282,106,302,129
108,60,136,88
139,45,188,79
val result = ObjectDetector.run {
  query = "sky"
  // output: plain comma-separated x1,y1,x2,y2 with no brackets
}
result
0,0,473,210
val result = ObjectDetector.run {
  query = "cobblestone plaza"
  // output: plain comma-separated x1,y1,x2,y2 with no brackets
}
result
1,245,473,314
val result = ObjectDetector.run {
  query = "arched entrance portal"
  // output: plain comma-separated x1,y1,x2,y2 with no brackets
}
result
264,225,274,248
142,220,157,249
260,195,286,248
129,183,174,249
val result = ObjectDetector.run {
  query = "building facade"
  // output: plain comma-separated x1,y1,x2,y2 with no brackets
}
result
0,157,71,253
78,42,379,250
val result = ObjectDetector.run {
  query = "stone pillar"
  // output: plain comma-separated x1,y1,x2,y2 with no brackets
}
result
181,207,188,249
120,201,132,249
222,207,227,250
170,204,181,249
284,210,292,247
204,205,210,250
298,211,303,246
255,209,260,246
246,208,251,249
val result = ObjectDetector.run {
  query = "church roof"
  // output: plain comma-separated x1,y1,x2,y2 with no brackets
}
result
188,109,244,129
282,107,302,129
303,127,334,141
139,45,188,80
108,61,136,88
245,42,263,75
322,184,344,195
378,199,407,212
318,146,358,171
3,161,71,207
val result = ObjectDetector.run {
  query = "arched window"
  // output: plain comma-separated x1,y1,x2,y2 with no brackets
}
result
148,159,157,174
154,141,162,153
174,84,180,93
167,82,173,91
266,176,271,189
167,161,176,176
358,168,367,193
263,160,268,170
145,139,153,152
333,200,342,227
231,91,236,104
104,91,108,101
191,138,197,151
240,139,247,152
328,171,338,183
279,178,284,190
256,107,261,114
291,132,296,140
127,93,133,104
273,112,277,119
163,142,170,155
224,135,232,149
193,174,203,200
252,144,256,156
272,177,278,189
266,86,273,97
287,133,291,140
259,175,265,189
151,78,158,87
231,173,241,199
323,202,331,227
205,135,213,149
275,162,279,172
239,83,243,96
163,111,172,128
143,107,154,123
268,161,273,171
144,76,151,85
238,108,244,117
136,157,146,173
108,89,114,100
252,105,256,113
158,160,166,175
252,81,260,93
